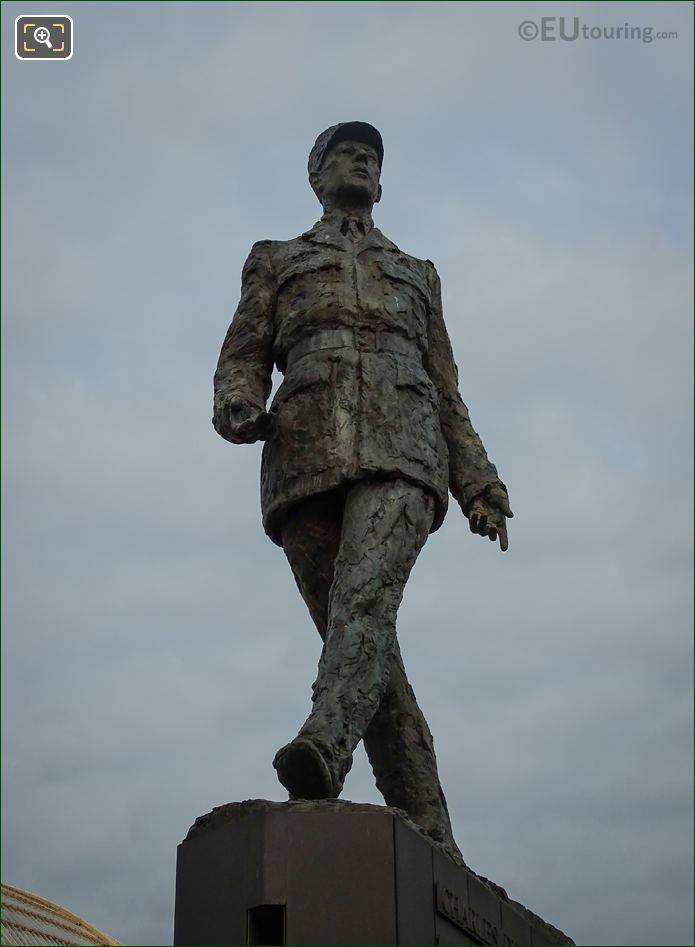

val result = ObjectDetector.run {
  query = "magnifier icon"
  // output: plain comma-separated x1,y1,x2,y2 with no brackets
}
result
34,26,53,48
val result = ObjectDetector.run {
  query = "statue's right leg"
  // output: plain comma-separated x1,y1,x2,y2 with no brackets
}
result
280,490,344,645
279,488,463,862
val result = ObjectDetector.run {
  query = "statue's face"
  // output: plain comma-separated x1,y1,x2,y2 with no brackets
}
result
313,139,382,208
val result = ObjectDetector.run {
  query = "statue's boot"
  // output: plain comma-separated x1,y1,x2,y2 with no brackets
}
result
278,480,464,861
273,737,335,799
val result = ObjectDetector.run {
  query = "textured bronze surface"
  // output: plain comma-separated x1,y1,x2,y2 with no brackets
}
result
213,123,513,860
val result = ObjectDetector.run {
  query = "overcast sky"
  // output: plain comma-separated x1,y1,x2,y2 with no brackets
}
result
2,2,693,945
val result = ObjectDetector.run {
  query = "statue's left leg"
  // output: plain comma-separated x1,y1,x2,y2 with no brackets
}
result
278,488,463,861
363,638,464,863
275,478,432,798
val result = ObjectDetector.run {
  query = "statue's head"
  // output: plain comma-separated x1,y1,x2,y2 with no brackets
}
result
308,122,383,211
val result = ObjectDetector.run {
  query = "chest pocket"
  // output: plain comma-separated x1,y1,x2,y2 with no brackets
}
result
277,255,344,316
374,257,430,331
278,250,343,288
376,257,430,300
277,258,334,286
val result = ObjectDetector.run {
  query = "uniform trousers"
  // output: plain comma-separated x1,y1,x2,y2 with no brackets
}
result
280,478,461,856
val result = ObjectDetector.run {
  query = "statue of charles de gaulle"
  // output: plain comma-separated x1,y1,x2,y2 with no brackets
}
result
213,121,513,862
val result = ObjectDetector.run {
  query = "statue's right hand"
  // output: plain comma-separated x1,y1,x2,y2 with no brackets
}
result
213,396,270,444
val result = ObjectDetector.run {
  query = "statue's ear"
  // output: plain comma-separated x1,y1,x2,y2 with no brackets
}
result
309,171,322,199
374,183,382,204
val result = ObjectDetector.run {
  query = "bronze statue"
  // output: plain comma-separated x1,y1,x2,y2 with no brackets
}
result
213,122,513,861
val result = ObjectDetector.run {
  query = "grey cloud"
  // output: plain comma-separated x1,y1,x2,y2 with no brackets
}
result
2,2,692,945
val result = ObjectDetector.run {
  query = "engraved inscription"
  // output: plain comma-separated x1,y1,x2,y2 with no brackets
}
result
435,882,519,946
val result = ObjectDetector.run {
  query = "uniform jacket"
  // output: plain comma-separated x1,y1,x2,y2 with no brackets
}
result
214,214,507,545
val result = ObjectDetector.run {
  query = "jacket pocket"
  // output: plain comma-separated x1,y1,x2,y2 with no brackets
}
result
266,359,336,476
396,360,438,402
271,359,332,408
376,258,430,301
395,360,441,457
277,257,342,290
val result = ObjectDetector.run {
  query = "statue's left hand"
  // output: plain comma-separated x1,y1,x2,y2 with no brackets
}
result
467,487,513,552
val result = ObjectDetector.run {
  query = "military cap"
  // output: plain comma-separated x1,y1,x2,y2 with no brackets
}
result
308,122,384,175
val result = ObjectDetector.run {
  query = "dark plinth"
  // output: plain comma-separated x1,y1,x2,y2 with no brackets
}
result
174,800,574,947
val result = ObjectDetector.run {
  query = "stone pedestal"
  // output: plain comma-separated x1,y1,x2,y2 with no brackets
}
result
174,799,573,947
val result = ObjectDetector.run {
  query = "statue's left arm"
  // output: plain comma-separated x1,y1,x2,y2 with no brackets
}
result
423,261,513,551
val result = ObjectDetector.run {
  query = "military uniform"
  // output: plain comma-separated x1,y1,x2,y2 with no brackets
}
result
214,214,504,542
213,123,510,858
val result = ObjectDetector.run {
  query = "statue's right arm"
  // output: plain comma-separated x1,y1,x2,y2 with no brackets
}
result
213,241,276,444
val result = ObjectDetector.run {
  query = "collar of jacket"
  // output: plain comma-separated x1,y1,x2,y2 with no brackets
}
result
300,218,400,254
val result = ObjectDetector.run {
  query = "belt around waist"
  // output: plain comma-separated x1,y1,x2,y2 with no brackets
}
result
287,327,421,366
